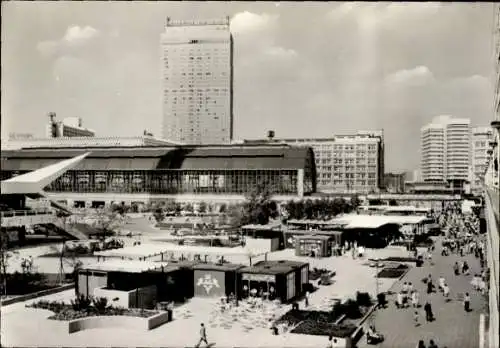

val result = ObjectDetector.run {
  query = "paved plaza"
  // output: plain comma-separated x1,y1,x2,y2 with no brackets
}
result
358,237,487,348
1,244,408,347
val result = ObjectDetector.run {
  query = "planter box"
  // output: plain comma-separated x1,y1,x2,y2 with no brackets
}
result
68,311,170,334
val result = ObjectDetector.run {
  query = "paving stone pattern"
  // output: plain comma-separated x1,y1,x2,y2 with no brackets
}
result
357,238,487,348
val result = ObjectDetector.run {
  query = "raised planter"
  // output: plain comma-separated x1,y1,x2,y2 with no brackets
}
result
68,311,170,334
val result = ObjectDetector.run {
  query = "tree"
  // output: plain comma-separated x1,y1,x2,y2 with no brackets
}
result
0,234,18,297
153,208,165,223
219,203,227,214
388,199,398,206
184,203,194,213
351,195,361,210
94,209,125,241
198,201,207,214
244,180,275,225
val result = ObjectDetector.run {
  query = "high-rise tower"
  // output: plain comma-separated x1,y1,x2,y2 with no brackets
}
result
160,18,233,144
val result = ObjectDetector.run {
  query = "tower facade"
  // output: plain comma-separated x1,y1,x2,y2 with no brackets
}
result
160,18,233,144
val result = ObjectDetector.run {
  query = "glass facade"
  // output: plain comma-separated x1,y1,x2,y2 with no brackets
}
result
2,169,299,195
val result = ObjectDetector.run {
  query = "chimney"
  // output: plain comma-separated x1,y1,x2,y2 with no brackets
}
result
267,130,275,141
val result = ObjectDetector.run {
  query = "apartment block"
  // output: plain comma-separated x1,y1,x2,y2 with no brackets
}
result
421,116,471,188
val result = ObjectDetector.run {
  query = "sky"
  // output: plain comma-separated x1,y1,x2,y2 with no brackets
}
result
1,1,496,172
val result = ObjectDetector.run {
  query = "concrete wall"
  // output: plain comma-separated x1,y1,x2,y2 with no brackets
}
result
93,285,157,309
245,237,280,253
68,311,170,334
94,287,130,308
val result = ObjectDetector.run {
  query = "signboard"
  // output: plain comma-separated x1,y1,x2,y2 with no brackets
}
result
194,270,225,297
242,273,275,282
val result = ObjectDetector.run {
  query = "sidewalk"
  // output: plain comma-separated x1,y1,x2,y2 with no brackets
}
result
357,239,487,348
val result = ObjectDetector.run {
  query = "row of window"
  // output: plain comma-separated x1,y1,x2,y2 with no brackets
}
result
8,170,300,195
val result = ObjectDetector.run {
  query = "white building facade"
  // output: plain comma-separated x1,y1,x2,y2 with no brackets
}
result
245,131,385,194
421,116,471,188
471,127,493,193
160,18,233,144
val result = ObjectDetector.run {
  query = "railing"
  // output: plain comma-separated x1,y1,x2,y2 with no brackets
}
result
0,208,54,218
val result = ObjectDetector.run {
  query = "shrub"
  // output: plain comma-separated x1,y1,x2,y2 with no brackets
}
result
356,292,372,307
342,299,362,319
377,293,387,306
71,294,92,311
92,297,108,314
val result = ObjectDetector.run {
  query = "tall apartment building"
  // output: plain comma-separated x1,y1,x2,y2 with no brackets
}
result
421,115,471,188
160,18,233,144
45,113,95,138
244,130,385,194
471,127,493,192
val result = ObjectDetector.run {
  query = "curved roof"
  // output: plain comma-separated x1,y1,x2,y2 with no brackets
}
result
1,145,313,171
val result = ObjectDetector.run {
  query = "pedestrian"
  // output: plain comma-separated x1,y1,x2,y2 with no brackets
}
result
408,282,414,294
428,339,438,348
414,310,420,327
424,301,433,322
195,323,208,348
453,262,460,276
443,283,450,301
427,278,433,294
463,261,470,275
417,340,426,348
464,292,471,312
411,290,419,308
438,276,445,292
304,291,310,307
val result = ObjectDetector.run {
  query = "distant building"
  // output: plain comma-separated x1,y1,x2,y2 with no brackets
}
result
421,115,471,191
384,173,405,193
2,136,180,150
244,130,385,194
160,18,233,144
471,127,493,193
46,113,95,138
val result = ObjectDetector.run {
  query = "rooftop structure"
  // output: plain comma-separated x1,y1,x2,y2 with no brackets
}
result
46,113,95,138
1,135,181,150
83,260,173,273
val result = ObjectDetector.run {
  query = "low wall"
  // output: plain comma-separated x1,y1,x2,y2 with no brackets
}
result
1,283,75,306
68,311,170,334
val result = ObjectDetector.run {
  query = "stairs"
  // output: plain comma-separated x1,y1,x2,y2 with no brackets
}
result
43,220,95,240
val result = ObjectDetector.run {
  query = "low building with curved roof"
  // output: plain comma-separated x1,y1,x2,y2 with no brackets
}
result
1,144,316,207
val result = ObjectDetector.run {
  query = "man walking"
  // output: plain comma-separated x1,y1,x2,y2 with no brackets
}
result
463,293,471,312
424,301,433,322
195,323,209,348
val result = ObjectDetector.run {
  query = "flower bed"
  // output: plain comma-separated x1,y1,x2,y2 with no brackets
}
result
376,268,407,278
377,256,418,263
309,268,330,281
292,322,357,337
27,299,159,321
274,309,340,327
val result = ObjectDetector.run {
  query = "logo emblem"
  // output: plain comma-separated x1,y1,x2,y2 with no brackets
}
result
197,274,220,294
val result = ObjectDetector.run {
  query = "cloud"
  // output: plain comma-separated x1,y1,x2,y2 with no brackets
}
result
263,46,298,59
385,66,435,86
37,25,99,57
63,26,99,44
230,11,278,34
